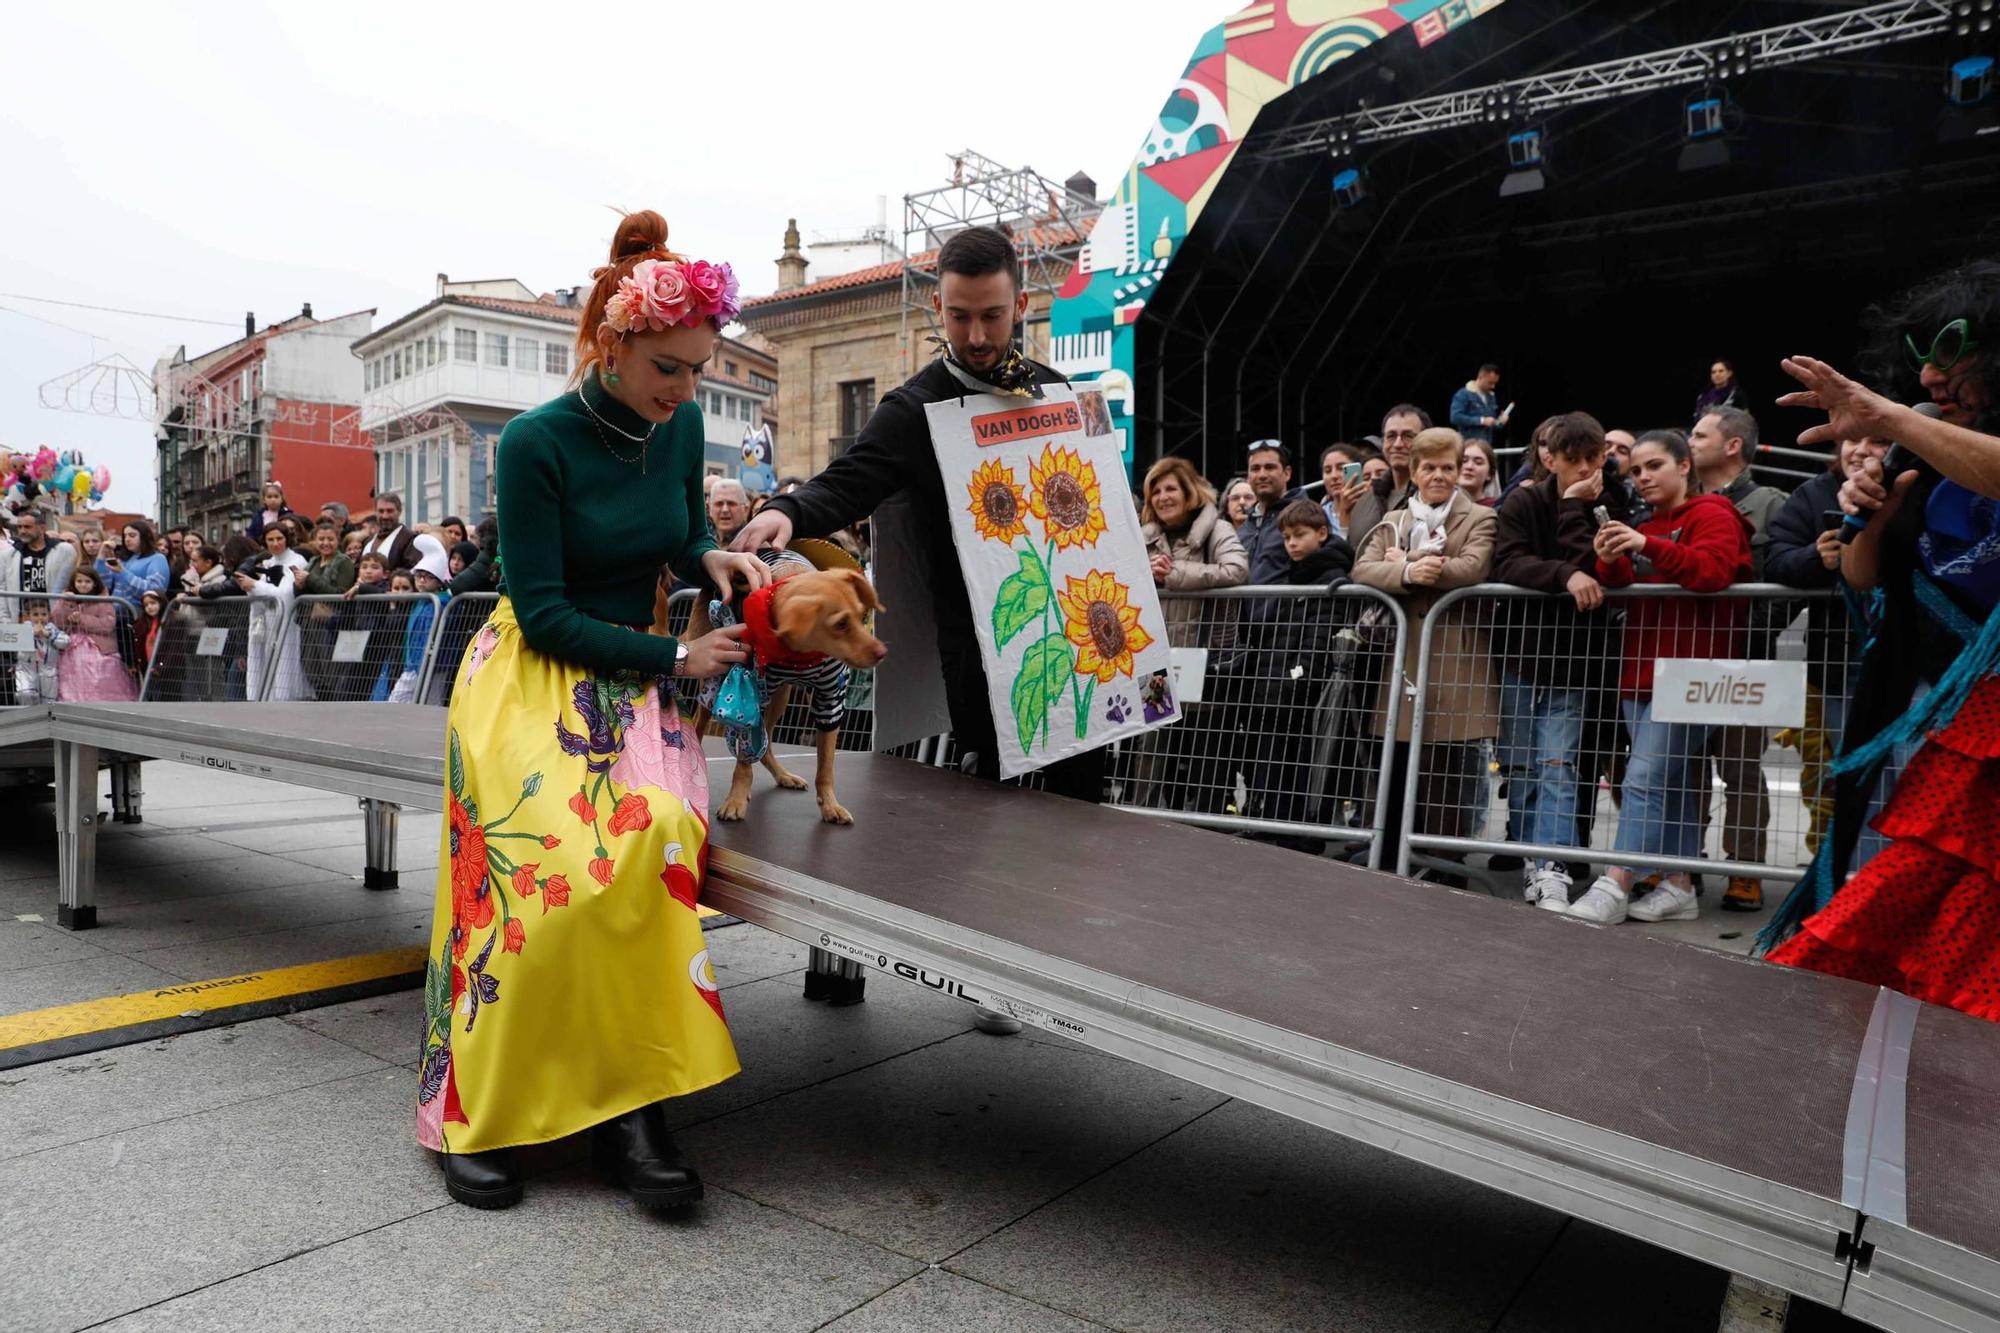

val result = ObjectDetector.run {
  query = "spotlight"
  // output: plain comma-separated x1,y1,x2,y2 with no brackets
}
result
1500,127,1546,197
1332,166,1367,209
1949,1,1996,36
1679,93,1730,170
1949,54,1994,105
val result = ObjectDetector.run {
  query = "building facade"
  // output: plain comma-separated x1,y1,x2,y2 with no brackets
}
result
153,306,376,542
694,334,779,478
737,224,1074,481
352,277,581,528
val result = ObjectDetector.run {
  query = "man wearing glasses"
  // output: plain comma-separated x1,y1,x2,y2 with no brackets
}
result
1348,403,1430,544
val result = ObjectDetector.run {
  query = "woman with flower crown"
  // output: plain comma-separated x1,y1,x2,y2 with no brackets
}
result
417,210,768,1211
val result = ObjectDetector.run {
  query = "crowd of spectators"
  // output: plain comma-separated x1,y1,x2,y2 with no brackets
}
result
1166,379,1891,925
0,483,500,706
0,366,1890,925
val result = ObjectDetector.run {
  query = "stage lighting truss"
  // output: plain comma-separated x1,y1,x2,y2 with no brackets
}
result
1277,0,1958,162
1949,0,1996,36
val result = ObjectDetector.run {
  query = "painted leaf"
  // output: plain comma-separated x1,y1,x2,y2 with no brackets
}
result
447,730,465,799
1011,633,1074,753
992,546,1051,649
554,719,590,757
418,1043,450,1105
425,950,451,1023
477,972,500,1005
471,928,496,973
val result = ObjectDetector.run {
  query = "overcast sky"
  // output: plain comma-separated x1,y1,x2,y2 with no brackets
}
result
0,1,1228,513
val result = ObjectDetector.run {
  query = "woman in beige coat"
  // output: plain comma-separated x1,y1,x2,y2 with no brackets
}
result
1133,457,1247,810
1352,428,1498,861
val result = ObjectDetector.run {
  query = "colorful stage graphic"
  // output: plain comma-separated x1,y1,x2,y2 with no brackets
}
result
1049,1,1505,472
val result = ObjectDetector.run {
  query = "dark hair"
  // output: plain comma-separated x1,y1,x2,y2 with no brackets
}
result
1711,357,1735,376
1246,440,1291,467
441,514,466,534
475,516,499,551
263,523,292,549
1705,406,1760,454
221,533,260,567
936,225,1023,290
1277,500,1329,533
377,491,403,511
1864,259,2000,419
1319,442,1360,469
1544,411,1607,462
1478,363,1500,376
195,543,221,565
451,541,480,568
1633,428,1696,491
22,598,49,616
70,568,106,596
123,519,157,558
1381,402,1432,430
358,550,388,569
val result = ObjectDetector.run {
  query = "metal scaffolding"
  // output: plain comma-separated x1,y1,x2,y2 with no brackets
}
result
1260,0,1958,160
897,149,1102,371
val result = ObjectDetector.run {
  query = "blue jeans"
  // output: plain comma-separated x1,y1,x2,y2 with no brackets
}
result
1614,698,1713,877
1497,671,1585,856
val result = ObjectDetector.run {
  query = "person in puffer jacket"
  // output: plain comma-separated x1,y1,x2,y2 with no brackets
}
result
1564,428,1753,928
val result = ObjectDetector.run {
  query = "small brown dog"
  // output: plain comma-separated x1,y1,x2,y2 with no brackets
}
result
660,552,886,825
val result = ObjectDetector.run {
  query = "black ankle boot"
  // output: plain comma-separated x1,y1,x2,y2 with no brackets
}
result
591,1105,702,1210
440,1147,522,1209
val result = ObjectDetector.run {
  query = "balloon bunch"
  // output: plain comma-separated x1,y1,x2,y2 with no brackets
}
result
2,446,112,512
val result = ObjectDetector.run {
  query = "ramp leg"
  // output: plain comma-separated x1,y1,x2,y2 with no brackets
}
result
361,798,400,891
1716,1275,1789,1331
55,740,100,930
119,760,143,825
804,947,866,1006
108,759,129,823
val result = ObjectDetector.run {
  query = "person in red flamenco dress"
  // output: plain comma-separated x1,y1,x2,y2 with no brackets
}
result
1761,260,2000,1022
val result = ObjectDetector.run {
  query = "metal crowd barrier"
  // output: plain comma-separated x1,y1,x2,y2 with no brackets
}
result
261,592,447,703
141,595,279,702
1100,584,1409,870
0,590,147,706
1396,582,1877,890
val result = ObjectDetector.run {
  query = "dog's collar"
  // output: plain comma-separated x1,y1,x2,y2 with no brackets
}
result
739,582,823,670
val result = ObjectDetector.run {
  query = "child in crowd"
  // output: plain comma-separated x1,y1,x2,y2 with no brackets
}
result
371,570,418,700
55,568,138,702
386,552,451,703
1243,501,1356,844
135,589,166,674
14,600,68,705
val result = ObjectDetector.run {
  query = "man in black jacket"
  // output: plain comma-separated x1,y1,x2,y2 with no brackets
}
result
1489,412,1618,910
735,226,1101,803
1766,433,1889,859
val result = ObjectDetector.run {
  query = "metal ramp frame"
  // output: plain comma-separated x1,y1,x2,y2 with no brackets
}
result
8,700,1999,1333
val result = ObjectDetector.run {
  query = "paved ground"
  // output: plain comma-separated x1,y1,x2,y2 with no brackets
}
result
0,763,1860,1332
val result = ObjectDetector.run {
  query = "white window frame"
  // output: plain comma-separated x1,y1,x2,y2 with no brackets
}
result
455,328,478,363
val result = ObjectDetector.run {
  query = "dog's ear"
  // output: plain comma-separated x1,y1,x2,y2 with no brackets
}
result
839,567,883,613
772,583,822,647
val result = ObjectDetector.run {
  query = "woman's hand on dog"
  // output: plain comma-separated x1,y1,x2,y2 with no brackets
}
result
701,549,772,605
682,623,750,678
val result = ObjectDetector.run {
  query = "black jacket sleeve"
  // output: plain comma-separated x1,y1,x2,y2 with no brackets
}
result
1491,488,1586,592
1767,478,1837,590
765,392,923,540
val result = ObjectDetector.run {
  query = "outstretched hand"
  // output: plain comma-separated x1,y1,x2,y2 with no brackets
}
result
700,549,771,606
1777,355,1899,449
731,509,792,555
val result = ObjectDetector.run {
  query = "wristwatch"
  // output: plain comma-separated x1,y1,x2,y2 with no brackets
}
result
671,641,690,678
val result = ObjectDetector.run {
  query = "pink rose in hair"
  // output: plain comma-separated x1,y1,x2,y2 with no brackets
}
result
684,260,728,316
602,290,637,334
644,260,694,329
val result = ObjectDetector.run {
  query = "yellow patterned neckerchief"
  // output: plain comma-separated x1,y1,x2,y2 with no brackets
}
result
927,334,1039,399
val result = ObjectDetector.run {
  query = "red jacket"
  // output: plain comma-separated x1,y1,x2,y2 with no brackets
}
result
1596,492,1753,699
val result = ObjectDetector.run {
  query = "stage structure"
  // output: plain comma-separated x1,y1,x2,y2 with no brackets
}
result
1051,0,2000,480
897,149,1102,375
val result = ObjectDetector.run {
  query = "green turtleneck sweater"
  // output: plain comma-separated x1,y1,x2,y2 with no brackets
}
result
496,376,716,676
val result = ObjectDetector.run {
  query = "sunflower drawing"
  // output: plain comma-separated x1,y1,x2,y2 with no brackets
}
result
967,458,1029,544
1029,444,1108,551
1057,570,1154,684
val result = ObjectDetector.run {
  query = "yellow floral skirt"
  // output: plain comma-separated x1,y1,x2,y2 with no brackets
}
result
416,599,738,1154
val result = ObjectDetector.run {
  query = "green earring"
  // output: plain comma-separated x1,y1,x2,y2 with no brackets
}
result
604,367,621,387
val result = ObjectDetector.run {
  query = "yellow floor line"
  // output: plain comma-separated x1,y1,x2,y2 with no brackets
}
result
3,906,726,1052
0,946,427,1051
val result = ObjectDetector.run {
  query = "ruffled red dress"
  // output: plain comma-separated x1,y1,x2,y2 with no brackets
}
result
1769,673,2000,1021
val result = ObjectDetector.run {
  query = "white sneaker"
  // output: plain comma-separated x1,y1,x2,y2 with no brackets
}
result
1629,878,1699,922
1525,862,1573,912
1566,877,1629,924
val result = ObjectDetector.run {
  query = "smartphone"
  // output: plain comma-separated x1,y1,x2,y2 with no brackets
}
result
1592,505,1611,528
1342,462,1363,484
1820,509,1846,534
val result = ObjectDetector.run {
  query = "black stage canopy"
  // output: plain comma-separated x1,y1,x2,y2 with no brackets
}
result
1138,0,2000,482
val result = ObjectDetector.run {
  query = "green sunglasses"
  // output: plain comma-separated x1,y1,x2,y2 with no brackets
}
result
1906,317,1979,372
